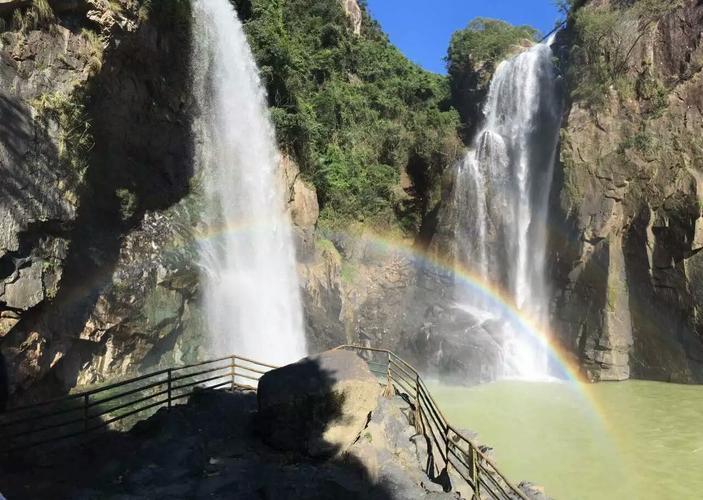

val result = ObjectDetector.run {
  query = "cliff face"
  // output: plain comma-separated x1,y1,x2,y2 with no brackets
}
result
0,0,201,401
551,0,703,382
5,0,703,402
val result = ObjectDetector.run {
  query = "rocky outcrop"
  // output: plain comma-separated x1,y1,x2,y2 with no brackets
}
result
341,0,362,35
257,349,382,457
551,0,703,382
281,154,319,259
297,226,505,385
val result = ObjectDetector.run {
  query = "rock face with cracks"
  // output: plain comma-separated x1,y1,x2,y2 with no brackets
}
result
550,0,703,382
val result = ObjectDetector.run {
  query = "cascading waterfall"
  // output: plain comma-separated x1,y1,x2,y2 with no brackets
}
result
192,0,307,365
454,36,562,379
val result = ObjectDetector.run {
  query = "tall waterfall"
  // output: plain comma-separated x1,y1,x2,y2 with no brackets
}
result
454,37,561,379
192,0,307,365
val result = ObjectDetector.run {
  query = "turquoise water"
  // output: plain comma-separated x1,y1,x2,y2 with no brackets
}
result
432,380,703,500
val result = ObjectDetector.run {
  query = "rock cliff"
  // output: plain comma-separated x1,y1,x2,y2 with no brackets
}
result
550,0,703,382
0,0,201,401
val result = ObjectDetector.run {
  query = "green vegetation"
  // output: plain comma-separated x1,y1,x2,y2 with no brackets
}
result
635,64,668,117
446,18,538,81
559,139,584,210
107,0,124,15
33,91,94,178
116,188,138,220
619,128,653,155
340,262,356,283
6,0,55,31
315,237,342,263
566,0,682,108
239,0,462,231
80,28,104,76
607,283,617,312
445,18,538,138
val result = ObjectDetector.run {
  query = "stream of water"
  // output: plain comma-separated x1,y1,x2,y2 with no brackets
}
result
453,37,562,379
192,0,307,365
434,380,703,500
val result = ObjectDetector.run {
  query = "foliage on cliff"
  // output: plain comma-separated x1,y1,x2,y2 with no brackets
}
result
558,0,689,211
235,0,462,232
446,18,538,83
445,18,538,139
565,0,683,108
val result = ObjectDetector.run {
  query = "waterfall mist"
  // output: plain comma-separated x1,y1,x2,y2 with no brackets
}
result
454,37,562,379
192,0,307,365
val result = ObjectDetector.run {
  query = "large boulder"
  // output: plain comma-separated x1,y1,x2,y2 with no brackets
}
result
257,349,382,458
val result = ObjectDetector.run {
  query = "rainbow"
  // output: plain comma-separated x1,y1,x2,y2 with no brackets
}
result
315,229,620,432
190,222,581,378
129,219,615,426
334,231,582,375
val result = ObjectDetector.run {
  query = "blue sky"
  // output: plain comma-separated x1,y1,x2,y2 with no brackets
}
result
365,0,562,74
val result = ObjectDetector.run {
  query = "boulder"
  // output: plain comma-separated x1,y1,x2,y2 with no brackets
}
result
257,349,382,458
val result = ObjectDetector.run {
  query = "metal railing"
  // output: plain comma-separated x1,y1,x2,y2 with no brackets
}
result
335,345,528,500
0,354,276,454
1,346,527,499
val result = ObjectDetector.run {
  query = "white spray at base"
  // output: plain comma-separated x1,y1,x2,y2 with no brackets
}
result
192,0,307,366
454,36,562,379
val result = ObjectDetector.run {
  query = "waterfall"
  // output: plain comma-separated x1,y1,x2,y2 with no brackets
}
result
454,37,561,379
192,0,307,365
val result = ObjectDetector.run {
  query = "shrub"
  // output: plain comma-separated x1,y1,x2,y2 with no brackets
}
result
446,18,538,78
446,18,538,138
241,0,462,231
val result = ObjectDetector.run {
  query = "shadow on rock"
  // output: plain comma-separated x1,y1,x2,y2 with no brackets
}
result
0,350,459,499
1,2,195,403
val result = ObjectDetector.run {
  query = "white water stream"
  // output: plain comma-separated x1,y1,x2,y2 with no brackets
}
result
454,37,562,378
192,0,307,365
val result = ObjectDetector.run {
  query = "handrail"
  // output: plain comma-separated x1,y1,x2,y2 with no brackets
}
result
0,354,272,454
334,344,529,500
0,345,527,499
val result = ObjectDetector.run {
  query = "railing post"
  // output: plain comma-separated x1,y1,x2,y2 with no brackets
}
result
231,356,236,391
83,393,90,432
471,445,480,498
167,369,172,408
384,352,393,398
445,424,450,473
414,374,422,433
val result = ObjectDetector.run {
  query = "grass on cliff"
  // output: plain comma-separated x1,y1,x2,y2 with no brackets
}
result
33,91,94,178
238,0,463,233
3,0,55,31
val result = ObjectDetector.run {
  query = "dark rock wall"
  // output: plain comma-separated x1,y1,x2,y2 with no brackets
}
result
0,0,202,403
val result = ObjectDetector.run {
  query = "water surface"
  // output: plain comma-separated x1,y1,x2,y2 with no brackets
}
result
433,380,703,500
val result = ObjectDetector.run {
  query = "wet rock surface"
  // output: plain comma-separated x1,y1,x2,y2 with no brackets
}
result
298,231,506,386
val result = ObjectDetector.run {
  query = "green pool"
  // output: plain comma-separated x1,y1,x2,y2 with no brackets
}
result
432,380,703,500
